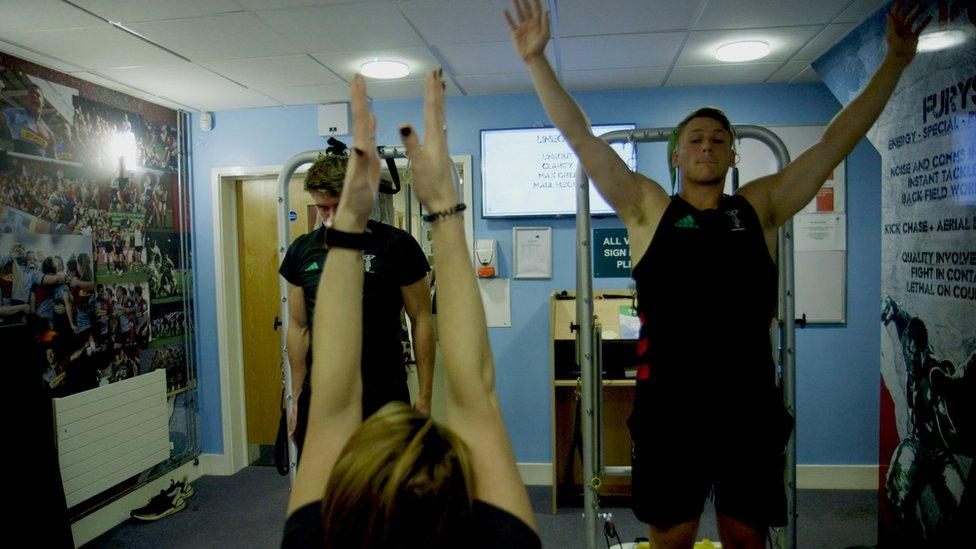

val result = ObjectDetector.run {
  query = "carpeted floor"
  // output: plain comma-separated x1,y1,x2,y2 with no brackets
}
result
86,466,877,548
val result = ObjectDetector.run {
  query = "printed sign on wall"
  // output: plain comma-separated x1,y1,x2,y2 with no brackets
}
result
593,228,631,278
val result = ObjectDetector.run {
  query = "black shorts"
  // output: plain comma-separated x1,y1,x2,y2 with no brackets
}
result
627,381,789,529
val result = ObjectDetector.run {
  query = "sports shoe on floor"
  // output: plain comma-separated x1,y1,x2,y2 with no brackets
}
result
165,478,195,500
130,486,186,521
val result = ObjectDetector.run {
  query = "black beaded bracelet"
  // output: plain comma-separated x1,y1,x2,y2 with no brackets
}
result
422,203,466,223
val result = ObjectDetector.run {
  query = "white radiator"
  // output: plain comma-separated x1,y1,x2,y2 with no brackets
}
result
54,369,170,508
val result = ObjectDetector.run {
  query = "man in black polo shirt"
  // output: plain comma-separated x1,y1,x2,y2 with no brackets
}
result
279,153,435,460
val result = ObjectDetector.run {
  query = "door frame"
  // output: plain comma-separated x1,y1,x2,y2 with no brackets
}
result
210,156,473,475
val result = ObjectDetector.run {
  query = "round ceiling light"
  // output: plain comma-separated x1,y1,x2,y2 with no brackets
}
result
917,29,968,52
360,60,410,79
714,40,771,62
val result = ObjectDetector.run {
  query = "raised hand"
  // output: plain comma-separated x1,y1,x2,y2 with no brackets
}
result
505,0,550,63
886,0,932,65
335,75,380,230
398,70,457,213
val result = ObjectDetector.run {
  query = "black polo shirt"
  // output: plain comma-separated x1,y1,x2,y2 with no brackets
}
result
279,221,430,385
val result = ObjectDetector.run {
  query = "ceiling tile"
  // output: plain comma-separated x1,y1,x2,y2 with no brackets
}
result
665,62,781,87
560,33,684,71
0,0,104,33
69,71,191,111
437,41,554,76
564,66,669,91
0,26,184,69
363,77,463,101
833,0,888,23
0,40,84,73
453,72,535,96
791,65,822,83
178,88,281,111
72,0,244,23
96,62,281,110
129,12,300,61
556,0,700,37
678,26,823,66
696,0,852,30
794,23,854,61
233,0,366,8
202,55,343,88
313,47,439,81
397,0,513,45
255,4,423,53
261,83,351,105
766,61,808,83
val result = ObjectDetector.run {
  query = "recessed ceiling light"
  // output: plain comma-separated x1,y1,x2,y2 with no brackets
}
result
715,40,770,62
917,29,968,52
360,60,410,79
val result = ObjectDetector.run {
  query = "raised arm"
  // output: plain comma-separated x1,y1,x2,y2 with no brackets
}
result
285,283,309,442
506,0,667,230
287,75,380,515
399,70,536,528
401,277,435,416
740,0,930,229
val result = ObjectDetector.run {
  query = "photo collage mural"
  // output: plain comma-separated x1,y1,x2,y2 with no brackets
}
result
0,52,197,513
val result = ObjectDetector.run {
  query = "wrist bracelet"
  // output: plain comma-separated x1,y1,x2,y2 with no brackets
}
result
422,203,466,223
325,227,371,250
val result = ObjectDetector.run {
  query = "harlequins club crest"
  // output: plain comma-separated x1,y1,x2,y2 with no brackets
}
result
363,254,377,274
725,209,745,231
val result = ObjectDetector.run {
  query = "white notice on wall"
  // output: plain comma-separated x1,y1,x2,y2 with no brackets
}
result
794,213,846,251
477,278,511,327
513,227,552,279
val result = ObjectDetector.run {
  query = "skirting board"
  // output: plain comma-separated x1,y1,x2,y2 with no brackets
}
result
70,456,215,547
196,458,879,491
197,452,236,476
796,464,879,490
517,462,553,486
515,463,879,490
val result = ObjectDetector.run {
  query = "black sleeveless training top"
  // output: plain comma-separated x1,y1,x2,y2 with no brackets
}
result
631,193,779,434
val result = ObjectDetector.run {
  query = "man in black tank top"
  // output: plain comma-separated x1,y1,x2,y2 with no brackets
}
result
509,0,928,545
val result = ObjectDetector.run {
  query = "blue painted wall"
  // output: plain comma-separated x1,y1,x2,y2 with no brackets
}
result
190,80,882,464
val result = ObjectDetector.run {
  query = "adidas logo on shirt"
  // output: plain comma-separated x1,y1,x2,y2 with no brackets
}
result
674,215,699,229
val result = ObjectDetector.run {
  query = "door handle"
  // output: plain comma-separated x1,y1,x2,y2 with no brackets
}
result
273,316,282,331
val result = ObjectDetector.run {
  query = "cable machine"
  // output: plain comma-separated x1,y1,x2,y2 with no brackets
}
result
573,126,796,549
273,146,461,478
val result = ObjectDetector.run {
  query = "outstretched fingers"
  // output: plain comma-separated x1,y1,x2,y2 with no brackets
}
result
513,0,526,23
399,124,421,160
350,75,375,153
424,69,447,152
504,9,518,31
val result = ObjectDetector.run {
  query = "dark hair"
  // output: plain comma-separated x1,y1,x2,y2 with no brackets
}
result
905,318,929,352
304,154,346,195
674,107,735,144
41,256,57,275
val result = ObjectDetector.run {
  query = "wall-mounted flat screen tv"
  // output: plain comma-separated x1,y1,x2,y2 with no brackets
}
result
481,124,636,218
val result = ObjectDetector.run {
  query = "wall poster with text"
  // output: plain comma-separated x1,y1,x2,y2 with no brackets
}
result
815,3,975,545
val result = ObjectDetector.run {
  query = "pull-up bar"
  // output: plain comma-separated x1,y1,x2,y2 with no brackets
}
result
573,126,796,549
